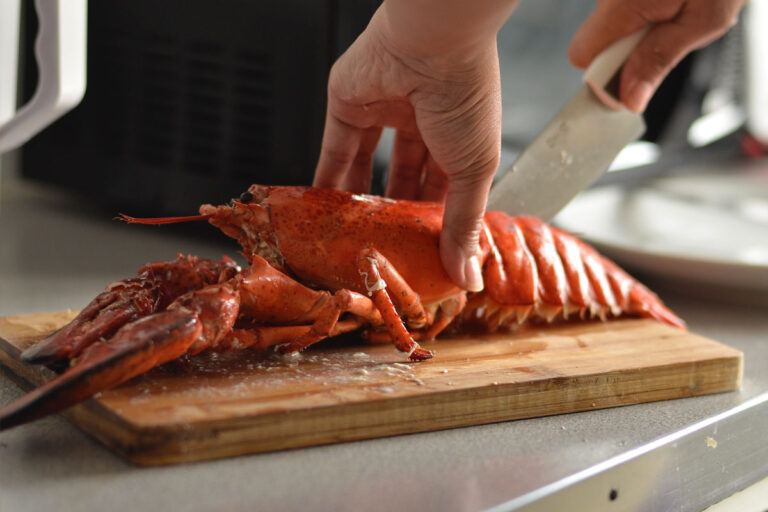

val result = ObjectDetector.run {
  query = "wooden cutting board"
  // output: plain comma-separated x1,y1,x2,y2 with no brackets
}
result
0,312,742,466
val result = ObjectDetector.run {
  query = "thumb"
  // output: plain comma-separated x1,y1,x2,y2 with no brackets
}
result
439,174,494,292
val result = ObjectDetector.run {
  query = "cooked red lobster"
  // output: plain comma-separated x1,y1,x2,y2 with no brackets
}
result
0,185,683,430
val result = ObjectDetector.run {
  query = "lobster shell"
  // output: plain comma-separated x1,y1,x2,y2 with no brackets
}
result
0,185,683,431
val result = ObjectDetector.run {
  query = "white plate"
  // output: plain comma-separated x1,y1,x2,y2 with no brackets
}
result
552,163,768,295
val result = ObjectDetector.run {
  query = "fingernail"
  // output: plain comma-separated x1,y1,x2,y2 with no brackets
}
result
464,256,484,292
627,80,653,113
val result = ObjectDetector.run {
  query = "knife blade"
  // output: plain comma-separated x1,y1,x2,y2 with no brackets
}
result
487,30,648,221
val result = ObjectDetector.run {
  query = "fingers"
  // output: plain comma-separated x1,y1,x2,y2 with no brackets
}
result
314,46,413,193
409,48,501,292
439,169,495,292
568,0,745,112
313,111,365,190
619,2,743,112
340,126,383,193
567,0,679,69
313,109,384,194
385,131,450,202
385,129,429,200
419,155,448,203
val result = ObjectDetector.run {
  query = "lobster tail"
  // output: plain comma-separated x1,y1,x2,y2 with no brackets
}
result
481,213,684,328
601,258,685,328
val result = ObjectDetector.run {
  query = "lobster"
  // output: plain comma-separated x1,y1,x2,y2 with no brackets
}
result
0,185,683,431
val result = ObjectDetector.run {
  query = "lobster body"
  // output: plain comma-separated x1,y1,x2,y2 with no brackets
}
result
209,186,459,303
217,185,679,328
0,185,683,431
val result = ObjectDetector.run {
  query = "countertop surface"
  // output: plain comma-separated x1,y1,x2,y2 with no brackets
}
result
1,174,766,512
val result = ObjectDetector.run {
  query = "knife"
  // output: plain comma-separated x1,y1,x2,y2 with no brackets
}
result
487,30,648,220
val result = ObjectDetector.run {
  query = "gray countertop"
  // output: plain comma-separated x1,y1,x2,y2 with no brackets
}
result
1,175,766,511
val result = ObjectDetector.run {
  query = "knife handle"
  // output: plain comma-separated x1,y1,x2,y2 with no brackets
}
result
583,28,649,110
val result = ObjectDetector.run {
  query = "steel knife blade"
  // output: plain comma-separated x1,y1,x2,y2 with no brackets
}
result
487,30,648,220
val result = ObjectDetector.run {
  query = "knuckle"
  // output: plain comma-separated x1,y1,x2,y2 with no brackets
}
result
430,124,500,182
391,163,423,183
445,216,483,250
397,129,423,145
627,0,682,24
425,163,448,184
423,173,448,198
635,41,679,78
327,61,349,98
446,148,500,184
648,47,677,75
694,1,739,33
353,152,373,168
327,97,361,125
321,144,356,168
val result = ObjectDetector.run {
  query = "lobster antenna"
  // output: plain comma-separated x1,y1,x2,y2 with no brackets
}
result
116,213,211,225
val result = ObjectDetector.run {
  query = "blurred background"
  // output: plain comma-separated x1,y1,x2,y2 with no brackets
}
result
6,0,763,207
2,0,768,302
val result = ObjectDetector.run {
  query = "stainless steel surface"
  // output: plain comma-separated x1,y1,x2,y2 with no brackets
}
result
1,174,767,511
487,85,645,220
494,393,768,511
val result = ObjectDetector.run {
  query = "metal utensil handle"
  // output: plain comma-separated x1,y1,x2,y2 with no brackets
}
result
0,0,87,154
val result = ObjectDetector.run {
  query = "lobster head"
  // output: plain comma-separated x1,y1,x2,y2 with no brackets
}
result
201,185,463,303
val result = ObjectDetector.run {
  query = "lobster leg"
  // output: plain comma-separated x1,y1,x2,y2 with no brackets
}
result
0,283,241,432
358,248,430,329
364,293,467,343
168,284,242,355
357,248,433,361
227,254,384,354
422,293,468,339
218,319,365,351
274,289,383,354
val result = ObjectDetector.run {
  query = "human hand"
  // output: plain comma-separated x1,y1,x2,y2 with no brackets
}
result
568,0,747,113
314,1,517,292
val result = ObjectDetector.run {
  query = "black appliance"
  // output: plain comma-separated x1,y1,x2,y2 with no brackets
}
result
20,0,379,212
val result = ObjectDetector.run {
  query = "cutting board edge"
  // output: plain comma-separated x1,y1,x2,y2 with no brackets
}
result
80,353,743,465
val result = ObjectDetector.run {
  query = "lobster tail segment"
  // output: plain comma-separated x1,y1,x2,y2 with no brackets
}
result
595,257,685,328
624,279,686,328
481,213,684,328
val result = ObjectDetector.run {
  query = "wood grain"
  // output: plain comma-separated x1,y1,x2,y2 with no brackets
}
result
0,312,742,465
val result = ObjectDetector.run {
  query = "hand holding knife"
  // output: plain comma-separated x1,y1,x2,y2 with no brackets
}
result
487,30,649,221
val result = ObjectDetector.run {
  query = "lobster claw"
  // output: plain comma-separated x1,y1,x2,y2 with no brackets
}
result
21,281,157,365
22,255,241,366
0,310,201,431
